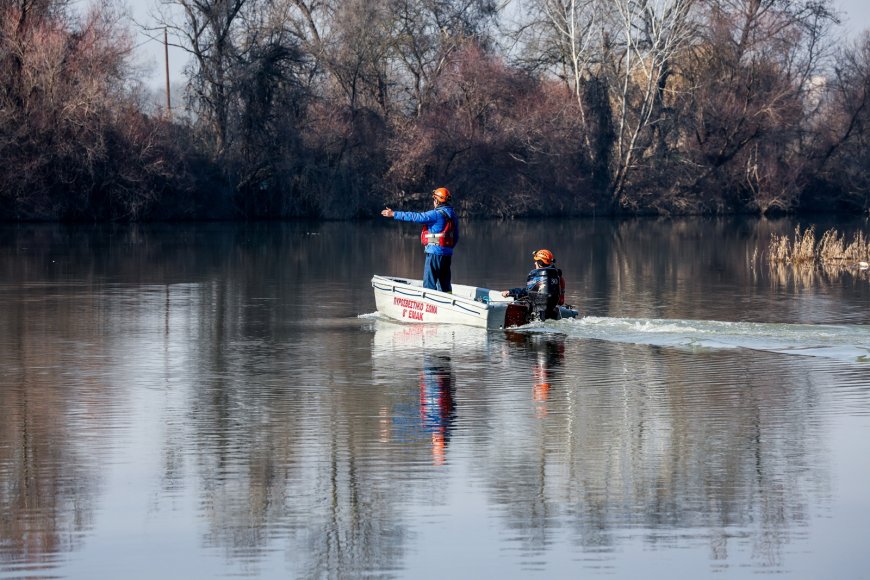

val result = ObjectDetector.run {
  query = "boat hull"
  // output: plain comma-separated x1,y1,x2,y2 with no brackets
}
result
371,275,578,330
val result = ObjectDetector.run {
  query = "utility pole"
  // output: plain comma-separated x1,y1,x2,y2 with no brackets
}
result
164,27,171,115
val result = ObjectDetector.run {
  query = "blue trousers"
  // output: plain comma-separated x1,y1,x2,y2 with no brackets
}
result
423,253,452,292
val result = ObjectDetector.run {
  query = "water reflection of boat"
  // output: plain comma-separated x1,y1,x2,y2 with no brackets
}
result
371,275,579,329
370,318,495,370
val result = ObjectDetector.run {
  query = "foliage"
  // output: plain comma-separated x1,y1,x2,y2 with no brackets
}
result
2,0,870,220
383,43,594,217
0,0,209,220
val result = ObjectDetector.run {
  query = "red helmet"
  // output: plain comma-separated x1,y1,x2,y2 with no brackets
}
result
532,249,555,266
432,187,452,203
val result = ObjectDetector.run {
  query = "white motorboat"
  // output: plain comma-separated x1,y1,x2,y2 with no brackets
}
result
371,275,579,330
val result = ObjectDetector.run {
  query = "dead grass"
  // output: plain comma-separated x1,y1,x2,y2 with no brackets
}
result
768,226,869,268
819,229,869,263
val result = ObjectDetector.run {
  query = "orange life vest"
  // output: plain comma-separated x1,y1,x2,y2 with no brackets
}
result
420,209,456,248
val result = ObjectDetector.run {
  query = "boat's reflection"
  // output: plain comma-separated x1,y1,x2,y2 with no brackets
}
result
370,317,492,357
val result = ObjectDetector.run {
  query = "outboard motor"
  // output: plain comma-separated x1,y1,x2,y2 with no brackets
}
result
526,268,562,321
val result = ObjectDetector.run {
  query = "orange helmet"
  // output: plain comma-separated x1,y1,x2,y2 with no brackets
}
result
432,187,451,203
532,249,555,266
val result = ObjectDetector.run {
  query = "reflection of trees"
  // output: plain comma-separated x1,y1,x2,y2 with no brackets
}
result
0,221,853,576
1,222,417,576
177,324,414,576
0,379,95,568
143,327,399,576
0,291,109,572
474,338,829,566
480,333,569,553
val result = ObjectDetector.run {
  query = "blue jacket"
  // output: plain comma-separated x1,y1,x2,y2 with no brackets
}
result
393,204,459,256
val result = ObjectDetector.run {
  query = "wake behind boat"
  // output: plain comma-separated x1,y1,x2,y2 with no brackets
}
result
371,274,579,330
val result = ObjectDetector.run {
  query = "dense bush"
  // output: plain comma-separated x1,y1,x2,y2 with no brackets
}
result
1,0,869,220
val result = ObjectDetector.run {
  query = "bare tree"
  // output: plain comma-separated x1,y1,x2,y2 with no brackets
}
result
383,0,499,116
813,33,870,211
154,0,317,215
516,0,602,170
510,0,697,210
602,0,697,208
0,0,186,219
156,0,251,158
673,0,837,213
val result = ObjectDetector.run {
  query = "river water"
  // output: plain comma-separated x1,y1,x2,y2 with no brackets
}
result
1,218,868,579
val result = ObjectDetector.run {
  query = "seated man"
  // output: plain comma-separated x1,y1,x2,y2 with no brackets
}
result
501,249,566,321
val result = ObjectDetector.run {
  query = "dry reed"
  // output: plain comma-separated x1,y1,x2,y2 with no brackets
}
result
768,226,869,269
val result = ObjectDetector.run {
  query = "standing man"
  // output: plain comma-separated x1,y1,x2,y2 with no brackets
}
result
381,187,459,292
